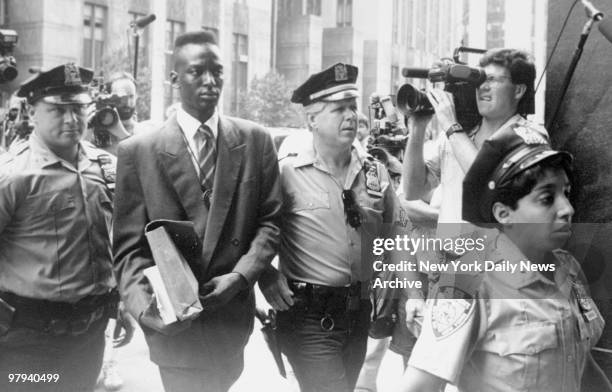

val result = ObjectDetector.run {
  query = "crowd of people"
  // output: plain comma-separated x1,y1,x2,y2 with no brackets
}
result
0,27,609,392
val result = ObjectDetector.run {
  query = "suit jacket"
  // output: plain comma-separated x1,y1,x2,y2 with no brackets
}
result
112,114,282,368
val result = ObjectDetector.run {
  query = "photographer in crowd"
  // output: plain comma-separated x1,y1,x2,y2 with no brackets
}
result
88,71,154,155
403,48,546,229
0,63,121,391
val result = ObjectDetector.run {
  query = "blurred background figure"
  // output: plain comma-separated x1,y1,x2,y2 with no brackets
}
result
88,71,156,155
355,149,439,392
357,112,371,150
0,93,32,153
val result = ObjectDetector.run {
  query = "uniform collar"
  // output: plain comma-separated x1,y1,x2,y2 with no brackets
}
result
28,132,94,171
469,113,525,138
292,134,368,169
488,232,576,289
176,106,219,141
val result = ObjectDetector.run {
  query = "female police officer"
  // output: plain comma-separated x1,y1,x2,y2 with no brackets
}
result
397,123,605,392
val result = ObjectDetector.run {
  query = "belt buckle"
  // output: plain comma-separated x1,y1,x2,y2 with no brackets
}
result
47,318,69,336
320,314,335,331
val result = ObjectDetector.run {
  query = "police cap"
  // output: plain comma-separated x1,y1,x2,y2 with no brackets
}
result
16,63,93,105
291,63,359,106
462,123,572,225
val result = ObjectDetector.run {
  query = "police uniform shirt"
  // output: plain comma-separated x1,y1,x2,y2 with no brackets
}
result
278,133,407,286
408,232,604,392
0,133,116,303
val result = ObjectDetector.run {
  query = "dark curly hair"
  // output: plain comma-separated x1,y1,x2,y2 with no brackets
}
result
479,48,536,116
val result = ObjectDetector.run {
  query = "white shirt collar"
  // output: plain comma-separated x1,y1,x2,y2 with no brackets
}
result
176,106,219,141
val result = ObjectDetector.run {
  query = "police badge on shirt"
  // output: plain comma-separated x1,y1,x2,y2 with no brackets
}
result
363,159,382,197
430,286,476,339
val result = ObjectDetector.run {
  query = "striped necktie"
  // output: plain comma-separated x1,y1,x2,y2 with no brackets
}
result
196,124,216,190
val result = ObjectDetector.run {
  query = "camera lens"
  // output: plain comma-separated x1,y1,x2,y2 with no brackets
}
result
0,63,17,83
95,107,118,127
396,84,434,115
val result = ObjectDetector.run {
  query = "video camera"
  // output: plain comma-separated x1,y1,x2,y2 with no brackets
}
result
89,77,129,147
0,29,18,83
367,93,407,160
397,47,487,130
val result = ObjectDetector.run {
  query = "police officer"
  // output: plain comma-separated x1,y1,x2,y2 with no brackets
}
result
258,63,414,392
398,124,607,392
0,63,119,391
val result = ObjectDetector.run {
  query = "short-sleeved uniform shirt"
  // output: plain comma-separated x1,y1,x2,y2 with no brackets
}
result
424,115,548,232
409,232,604,392
0,134,116,303
278,133,409,286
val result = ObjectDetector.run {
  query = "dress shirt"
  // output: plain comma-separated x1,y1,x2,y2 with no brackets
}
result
176,106,219,175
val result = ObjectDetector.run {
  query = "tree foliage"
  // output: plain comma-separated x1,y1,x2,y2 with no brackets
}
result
238,71,303,128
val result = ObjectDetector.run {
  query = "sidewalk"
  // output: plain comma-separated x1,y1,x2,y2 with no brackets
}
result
96,324,406,392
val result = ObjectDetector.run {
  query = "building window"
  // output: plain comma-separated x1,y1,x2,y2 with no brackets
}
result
391,65,400,95
164,19,185,111
0,0,8,26
406,0,415,47
392,0,399,44
279,0,302,17
83,3,107,69
129,11,150,72
231,33,248,114
307,0,321,16
486,0,505,48
336,0,352,27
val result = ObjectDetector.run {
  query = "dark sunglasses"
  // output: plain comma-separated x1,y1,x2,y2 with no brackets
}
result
341,189,362,228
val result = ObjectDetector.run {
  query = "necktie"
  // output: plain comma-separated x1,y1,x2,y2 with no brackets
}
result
196,124,216,190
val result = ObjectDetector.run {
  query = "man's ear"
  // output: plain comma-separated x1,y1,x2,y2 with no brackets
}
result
307,113,317,131
169,71,178,85
514,83,527,101
492,201,513,225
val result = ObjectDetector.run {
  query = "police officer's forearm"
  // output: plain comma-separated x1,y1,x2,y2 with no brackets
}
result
403,121,430,200
396,366,445,392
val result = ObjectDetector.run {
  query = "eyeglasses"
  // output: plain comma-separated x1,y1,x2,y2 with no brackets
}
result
341,189,362,228
482,74,511,86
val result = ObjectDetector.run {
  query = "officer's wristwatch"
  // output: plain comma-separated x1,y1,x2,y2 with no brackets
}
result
445,123,464,138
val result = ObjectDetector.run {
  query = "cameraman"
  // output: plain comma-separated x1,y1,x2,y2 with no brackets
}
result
403,48,547,226
88,72,150,155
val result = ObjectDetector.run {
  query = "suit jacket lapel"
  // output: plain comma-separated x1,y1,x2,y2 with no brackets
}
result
201,117,245,268
157,115,209,239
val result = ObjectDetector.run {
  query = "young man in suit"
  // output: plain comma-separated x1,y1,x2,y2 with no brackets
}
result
112,30,282,392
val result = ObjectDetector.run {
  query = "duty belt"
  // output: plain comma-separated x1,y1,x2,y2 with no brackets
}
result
0,290,118,336
288,280,362,300
287,281,365,331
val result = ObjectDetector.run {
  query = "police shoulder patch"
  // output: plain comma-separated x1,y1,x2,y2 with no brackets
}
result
430,285,475,339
